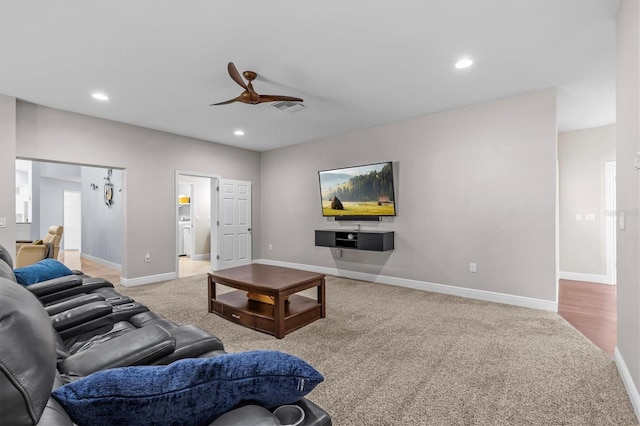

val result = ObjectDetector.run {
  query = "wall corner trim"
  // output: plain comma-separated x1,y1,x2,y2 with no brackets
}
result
120,271,178,287
614,347,640,422
80,253,122,272
254,259,557,312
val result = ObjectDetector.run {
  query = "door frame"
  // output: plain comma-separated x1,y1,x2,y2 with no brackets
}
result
175,171,219,276
605,161,616,285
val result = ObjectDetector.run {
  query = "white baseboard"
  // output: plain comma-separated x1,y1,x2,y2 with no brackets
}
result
120,271,178,287
190,253,211,261
559,271,613,285
254,259,557,312
117,252,210,287
614,347,640,422
80,253,122,272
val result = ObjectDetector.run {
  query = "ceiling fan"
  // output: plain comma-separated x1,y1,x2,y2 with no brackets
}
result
210,62,303,106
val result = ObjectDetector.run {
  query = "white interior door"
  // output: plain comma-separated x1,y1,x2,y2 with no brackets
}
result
217,179,251,270
63,190,81,251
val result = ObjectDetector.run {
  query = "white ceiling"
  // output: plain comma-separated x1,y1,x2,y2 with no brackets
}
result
0,0,620,152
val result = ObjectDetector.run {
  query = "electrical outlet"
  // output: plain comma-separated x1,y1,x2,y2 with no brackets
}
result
269,244,273,250
144,253,151,263
469,263,477,273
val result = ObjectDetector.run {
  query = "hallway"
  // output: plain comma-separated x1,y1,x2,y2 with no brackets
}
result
558,279,616,357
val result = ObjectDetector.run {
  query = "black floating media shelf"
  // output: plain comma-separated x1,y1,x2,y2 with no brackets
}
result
315,230,394,252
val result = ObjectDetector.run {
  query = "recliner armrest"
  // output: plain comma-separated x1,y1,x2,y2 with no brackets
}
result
27,275,84,297
45,293,107,316
38,279,114,305
57,302,149,340
152,325,225,365
51,301,113,332
15,244,47,268
58,324,176,376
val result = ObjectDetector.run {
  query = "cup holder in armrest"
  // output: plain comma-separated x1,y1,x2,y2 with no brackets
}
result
114,303,138,310
106,296,134,305
111,302,149,321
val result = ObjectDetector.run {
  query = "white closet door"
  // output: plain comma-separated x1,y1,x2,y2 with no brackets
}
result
217,179,251,270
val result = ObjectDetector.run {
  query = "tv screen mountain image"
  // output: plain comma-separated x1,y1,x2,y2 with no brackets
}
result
318,162,396,217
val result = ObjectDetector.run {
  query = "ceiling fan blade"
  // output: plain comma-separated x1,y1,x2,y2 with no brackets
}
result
227,62,248,90
257,94,304,104
210,96,242,106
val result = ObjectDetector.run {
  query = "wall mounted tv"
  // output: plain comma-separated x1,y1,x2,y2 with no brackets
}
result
318,161,396,220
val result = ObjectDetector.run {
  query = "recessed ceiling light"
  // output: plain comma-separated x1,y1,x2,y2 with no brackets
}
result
92,92,109,101
234,130,245,136
455,58,473,69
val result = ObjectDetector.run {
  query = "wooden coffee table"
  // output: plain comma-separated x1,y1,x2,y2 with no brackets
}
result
208,264,326,339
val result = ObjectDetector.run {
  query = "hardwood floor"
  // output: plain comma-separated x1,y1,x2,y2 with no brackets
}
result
558,279,617,357
59,251,122,285
59,251,211,287
57,252,617,356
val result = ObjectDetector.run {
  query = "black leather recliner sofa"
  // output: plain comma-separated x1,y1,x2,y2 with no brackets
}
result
0,247,331,425
0,245,226,365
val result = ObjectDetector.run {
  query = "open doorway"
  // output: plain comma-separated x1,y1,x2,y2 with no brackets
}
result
176,172,218,278
15,159,124,273
557,125,617,357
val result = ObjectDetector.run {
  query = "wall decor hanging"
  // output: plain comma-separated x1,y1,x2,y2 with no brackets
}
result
104,169,114,208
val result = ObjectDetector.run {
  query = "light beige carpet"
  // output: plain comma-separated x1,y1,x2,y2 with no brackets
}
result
116,275,638,425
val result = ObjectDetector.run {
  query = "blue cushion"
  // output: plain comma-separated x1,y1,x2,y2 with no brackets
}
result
51,350,324,426
13,259,73,285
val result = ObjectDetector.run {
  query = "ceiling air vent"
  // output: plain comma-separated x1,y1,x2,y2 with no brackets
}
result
271,101,305,113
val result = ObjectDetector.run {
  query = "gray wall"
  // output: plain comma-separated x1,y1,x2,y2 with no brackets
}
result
81,166,123,265
0,95,16,257
13,101,261,280
616,0,640,407
260,89,558,302
558,124,615,277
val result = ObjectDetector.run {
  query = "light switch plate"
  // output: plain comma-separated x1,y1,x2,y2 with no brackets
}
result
0,217,6,228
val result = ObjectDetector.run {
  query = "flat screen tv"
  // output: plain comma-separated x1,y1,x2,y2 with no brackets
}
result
318,161,396,219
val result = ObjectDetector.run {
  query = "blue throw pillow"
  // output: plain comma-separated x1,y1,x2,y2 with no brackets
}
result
51,350,324,426
13,259,73,285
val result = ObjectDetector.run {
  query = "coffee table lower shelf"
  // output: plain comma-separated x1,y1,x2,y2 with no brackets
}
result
210,290,322,338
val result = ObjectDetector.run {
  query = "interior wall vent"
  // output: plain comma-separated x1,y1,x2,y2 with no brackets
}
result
271,101,305,113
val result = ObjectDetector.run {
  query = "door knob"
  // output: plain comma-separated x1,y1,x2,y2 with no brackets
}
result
248,227,252,232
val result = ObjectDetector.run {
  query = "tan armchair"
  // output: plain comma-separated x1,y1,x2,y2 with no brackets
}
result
16,226,64,268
